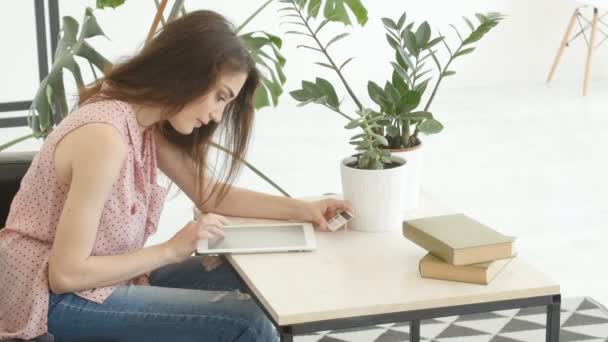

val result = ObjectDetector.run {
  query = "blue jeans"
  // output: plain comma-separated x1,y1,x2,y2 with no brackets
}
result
48,256,279,342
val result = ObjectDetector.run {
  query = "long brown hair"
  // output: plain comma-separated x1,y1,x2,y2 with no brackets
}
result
79,10,260,208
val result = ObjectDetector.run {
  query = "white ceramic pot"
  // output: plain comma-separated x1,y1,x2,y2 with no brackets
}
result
390,142,423,210
340,155,407,232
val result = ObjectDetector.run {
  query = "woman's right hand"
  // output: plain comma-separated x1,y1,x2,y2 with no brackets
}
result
163,213,229,263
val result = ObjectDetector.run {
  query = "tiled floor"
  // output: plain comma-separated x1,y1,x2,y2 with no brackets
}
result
293,297,608,341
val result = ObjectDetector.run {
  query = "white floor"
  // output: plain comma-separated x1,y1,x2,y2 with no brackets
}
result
3,80,607,306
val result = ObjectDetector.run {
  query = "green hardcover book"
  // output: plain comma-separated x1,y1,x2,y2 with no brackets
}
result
419,253,515,285
403,214,515,266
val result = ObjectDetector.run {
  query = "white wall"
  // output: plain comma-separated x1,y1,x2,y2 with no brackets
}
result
1,0,605,104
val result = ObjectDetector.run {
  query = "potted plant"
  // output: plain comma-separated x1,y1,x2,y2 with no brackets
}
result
282,0,406,232
286,4,504,221
374,11,504,209
284,1,504,230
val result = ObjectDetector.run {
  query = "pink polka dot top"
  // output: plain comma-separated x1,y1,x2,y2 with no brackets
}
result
0,98,170,340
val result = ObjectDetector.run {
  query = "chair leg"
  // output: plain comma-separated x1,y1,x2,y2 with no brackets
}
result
583,7,599,96
547,8,580,82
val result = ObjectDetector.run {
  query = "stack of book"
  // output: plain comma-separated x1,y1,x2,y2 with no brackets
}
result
403,214,516,285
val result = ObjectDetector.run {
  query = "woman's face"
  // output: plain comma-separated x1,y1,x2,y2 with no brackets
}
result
168,71,248,135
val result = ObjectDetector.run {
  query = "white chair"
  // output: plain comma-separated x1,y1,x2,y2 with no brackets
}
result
547,0,608,95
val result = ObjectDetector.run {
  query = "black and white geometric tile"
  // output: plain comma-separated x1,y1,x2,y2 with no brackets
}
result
294,297,608,342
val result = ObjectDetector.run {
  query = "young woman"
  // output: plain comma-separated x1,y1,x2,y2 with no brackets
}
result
0,10,352,341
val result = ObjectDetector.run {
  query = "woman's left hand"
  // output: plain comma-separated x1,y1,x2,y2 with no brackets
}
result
297,198,353,231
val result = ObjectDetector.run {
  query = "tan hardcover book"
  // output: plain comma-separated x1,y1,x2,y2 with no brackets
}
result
403,214,515,266
419,253,515,285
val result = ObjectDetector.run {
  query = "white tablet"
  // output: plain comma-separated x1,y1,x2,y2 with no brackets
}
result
195,222,317,254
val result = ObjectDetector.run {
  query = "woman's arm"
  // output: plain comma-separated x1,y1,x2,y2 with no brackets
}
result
155,131,306,221
48,124,175,294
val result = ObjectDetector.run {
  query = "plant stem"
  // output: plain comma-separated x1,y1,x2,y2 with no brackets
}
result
423,46,460,112
401,120,410,147
208,142,291,197
323,104,355,121
0,133,36,152
88,61,98,81
237,0,274,34
413,44,462,139
290,1,364,111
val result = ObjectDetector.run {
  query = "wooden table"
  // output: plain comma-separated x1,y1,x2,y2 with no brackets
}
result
222,192,561,342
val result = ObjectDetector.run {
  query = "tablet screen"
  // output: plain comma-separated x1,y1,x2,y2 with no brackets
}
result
207,224,307,250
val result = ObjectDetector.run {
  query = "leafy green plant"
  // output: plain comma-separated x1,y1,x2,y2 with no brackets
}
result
380,11,505,148
288,5,504,169
284,0,398,169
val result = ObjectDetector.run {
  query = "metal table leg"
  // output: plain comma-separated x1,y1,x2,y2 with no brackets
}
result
410,319,420,342
546,294,562,342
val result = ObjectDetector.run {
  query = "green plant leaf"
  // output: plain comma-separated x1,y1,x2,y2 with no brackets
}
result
425,36,444,49
418,118,444,134
384,81,401,106
302,80,320,96
463,16,475,31
371,158,383,169
80,7,106,40
358,153,370,169
345,119,362,129
475,13,488,22
397,12,407,29
387,125,400,137
367,81,385,107
31,8,113,134
397,90,421,114
96,0,125,9
392,70,408,95
396,46,415,70
390,62,412,86
371,133,389,146
76,42,110,72
343,0,369,25
323,0,368,26
297,44,323,52
401,111,433,120
285,30,313,37
402,30,418,56
241,31,287,108
308,0,323,18
339,57,354,70
315,62,334,70
414,78,430,94
415,21,431,47
385,34,399,50
454,47,475,57
290,89,310,102
315,77,340,109
381,18,398,30
254,81,272,108
449,24,464,43
442,70,456,77
315,19,331,34
326,32,349,49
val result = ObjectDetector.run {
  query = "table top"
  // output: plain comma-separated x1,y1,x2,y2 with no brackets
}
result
225,192,560,326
